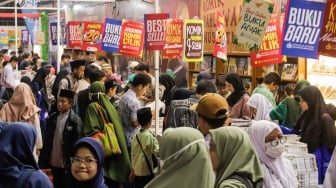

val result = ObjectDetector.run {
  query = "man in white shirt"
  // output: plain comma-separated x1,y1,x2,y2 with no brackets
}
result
0,56,20,98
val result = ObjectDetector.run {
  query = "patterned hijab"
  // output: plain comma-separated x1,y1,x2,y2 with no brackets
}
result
209,126,264,188
145,127,214,188
246,93,273,121
0,83,40,123
248,120,297,188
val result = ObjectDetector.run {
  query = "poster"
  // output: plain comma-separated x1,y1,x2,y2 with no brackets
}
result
183,19,204,62
21,29,29,45
119,20,145,58
234,0,274,51
0,31,8,50
318,0,336,57
101,18,122,53
281,0,325,59
213,12,227,60
67,21,83,49
82,22,104,52
250,14,283,67
50,22,57,46
162,19,184,59
144,13,170,50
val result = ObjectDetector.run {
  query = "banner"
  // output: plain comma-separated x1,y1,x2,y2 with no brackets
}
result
183,19,204,62
67,21,83,49
101,18,122,53
119,20,145,57
234,0,274,51
82,22,104,52
318,0,336,57
250,14,283,67
21,29,29,45
144,13,169,50
0,31,8,50
50,22,57,46
162,19,184,59
213,12,227,60
282,0,325,59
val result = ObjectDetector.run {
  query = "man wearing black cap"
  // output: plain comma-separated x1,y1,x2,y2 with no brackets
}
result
57,59,86,96
39,89,82,188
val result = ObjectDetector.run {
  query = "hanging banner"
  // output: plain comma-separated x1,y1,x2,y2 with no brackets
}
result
250,14,283,67
318,0,336,57
82,22,104,52
101,18,122,53
234,0,274,51
67,21,83,49
50,22,57,46
162,19,184,59
19,0,39,44
0,31,8,50
144,13,170,50
21,29,29,45
213,12,227,60
119,20,145,58
282,0,325,59
8,30,19,48
183,19,204,62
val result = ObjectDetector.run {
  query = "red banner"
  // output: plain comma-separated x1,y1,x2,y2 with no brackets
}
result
213,12,227,60
67,21,82,49
144,13,169,50
162,19,184,59
82,22,103,52
250,14,283,67
119,20,145,58
318,0,336,57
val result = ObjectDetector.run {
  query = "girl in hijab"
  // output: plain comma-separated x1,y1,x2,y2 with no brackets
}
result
70,137,107,188
295,85,336,183
0,122,53,188
145,127,214,188
248,120,298,188
209,126,264,188
83,81,131,187
246,93,273,121
0,83,43,152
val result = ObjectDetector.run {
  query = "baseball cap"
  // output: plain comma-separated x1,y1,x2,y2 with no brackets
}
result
195,93,228,119
128,61,139,69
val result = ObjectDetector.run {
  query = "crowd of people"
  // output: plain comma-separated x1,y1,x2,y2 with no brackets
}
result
1,49,336,188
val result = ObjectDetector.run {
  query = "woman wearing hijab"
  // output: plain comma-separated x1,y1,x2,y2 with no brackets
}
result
0,122,53,188
246,93,273,121
295,85,336,183
209,126,264,188
248,120,298,188
0,83,43,151
145,127,214,188
32,67,50,112
83,81,131,187
70,137,107,188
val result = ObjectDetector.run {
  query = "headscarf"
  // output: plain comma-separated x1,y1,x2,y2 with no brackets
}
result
85,81,131,181
294,79,310,101
226,73,246,107
32,67,50,110
70,137,107,188
248,120,297,188
145,127,214,188
297,86,329,152
209,126,264,188
171,87,195,100
246,93,272,121
0,122,38,180
0,83,40,123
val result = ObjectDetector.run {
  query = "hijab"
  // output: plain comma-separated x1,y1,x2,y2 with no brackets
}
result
294,79,310,101
32,67,50,110
70,137,107,188
0,122,38,180
226,73,246,107
159,73,176,108
0,83,40,123
145,127,214,188
209,126,264,188
86,81,131,181
248,120,297,188
246,93,272,121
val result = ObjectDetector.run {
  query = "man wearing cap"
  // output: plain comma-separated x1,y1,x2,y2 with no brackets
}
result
86,51,96,64
195,93,229,148
39,89,82,188
101,62,122,84
129,61,140,74
57,59,86,95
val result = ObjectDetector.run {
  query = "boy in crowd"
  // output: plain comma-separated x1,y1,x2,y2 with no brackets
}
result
252,72,281,107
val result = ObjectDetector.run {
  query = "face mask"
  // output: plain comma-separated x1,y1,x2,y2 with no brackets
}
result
265,142,284,159
160,139,204,168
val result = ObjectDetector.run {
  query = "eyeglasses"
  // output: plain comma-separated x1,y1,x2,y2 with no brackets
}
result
267,136,287,146
70,157,98,166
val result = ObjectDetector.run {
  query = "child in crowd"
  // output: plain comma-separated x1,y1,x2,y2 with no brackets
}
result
130,107,159,188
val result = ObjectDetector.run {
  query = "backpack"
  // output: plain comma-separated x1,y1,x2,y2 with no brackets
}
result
165,97,198,130
51,70,70,98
